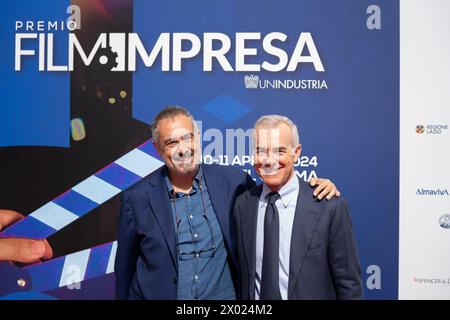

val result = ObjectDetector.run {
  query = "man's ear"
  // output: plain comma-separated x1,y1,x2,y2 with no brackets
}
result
194,128,202,147
293,144,302,162
152,140,162,156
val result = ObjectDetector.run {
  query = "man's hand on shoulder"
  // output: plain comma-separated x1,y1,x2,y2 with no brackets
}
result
309,178,341,200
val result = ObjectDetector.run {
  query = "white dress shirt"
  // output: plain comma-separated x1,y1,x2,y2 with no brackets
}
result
255,173,299,300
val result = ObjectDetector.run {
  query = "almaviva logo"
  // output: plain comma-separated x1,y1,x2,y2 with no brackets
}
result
415,188,449,196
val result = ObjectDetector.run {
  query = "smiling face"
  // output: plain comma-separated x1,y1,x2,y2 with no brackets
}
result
154,114,200,177
254,122,301,191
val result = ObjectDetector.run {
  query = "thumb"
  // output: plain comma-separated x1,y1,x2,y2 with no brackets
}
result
0,209,25,228
0,238,49,264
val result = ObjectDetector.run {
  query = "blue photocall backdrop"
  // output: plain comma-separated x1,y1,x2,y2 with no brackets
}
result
0,0,70,148
133,0,399,299
0,0,398,299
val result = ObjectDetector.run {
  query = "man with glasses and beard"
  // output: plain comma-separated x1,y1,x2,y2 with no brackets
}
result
115,106,340,300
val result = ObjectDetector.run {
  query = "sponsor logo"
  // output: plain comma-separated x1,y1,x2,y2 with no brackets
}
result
244,75,259,89
439,214,450,229
244,75,328,90
415,188,449,196
413,277,450,286
416,124,425,134
416,124,448,135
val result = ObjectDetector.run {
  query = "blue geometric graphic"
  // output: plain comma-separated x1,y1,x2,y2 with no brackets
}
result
202,95,251,124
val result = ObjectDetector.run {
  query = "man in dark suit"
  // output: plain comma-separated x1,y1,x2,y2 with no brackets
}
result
115,106,340,300
234,115,363,300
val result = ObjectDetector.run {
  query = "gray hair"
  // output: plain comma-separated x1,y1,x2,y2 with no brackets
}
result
253,114,300,148
151,105,197,144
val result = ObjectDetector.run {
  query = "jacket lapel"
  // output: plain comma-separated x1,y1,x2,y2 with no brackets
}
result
144,168,177,271
241,185,261,300
201,165,232,250
287,178,322,298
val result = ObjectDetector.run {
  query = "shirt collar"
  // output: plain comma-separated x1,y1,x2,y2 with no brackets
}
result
164,165,203,197
261,172,299,208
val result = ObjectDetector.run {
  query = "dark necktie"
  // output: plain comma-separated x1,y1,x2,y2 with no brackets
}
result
260,191,282,300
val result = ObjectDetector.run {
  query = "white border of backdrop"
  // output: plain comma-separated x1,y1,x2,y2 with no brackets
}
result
400,0,450,299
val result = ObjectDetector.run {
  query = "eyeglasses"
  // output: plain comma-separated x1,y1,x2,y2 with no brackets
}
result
164,133,194,149
171,179,216,261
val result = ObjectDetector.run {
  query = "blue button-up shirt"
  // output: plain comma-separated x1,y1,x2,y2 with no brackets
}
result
165,167,236,300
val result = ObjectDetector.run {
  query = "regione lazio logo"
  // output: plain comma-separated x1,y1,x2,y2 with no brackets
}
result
244,75,259,89
416,125,425,134
416,124,448,135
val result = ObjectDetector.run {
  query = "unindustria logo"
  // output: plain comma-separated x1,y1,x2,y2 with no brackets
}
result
244,75,328,90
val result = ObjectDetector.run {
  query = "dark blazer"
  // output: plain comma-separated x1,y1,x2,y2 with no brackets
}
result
115,163,255,300
234,178,363,300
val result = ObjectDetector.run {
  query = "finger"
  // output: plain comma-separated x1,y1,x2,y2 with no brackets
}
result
0,209,24,229
0,239,16,261
317,180,334,200
22,239,48,263
313,180,326,197
309,177,318,187
336,190,341,198
42,239,54,260
0,238,48,264
325,185,337,200
318,183,333,200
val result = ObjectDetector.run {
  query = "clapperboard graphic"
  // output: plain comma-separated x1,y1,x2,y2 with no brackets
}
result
0,140,163,298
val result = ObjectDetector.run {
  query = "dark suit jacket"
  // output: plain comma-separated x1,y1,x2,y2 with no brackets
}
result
234,178,363,300
115,163,255,300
